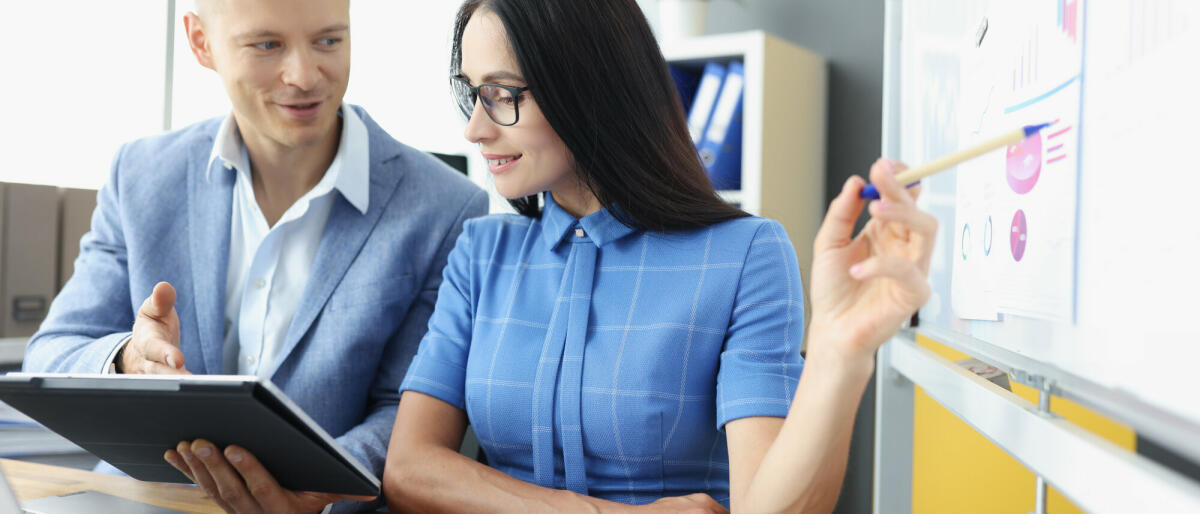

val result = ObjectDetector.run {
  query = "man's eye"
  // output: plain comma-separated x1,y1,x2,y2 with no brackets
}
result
318,38,341,47
253,42,280,51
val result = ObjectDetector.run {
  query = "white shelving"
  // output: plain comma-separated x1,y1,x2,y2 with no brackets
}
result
661,31,827,286
0,338,26,367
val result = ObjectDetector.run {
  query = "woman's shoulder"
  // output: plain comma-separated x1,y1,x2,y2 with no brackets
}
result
668,215,788,245
464,212,536,232
457,213,540,256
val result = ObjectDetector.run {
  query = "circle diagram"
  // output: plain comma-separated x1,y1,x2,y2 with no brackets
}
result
1010,210,1028,261
961,224,971,260
984,215,993,256
1006,131,1042,194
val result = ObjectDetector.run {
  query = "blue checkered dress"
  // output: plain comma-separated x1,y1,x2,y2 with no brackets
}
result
401,194,805,505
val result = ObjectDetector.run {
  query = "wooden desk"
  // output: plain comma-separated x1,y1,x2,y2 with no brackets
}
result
1,458,221,513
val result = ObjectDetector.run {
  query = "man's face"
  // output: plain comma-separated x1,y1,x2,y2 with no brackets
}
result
188,0,351,152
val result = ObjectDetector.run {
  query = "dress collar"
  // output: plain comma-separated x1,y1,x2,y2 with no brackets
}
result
539,193,637,250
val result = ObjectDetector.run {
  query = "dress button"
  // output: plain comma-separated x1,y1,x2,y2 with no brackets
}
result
254,278,267,289
223,161,233,170
246,355,256,365
575,228,585,237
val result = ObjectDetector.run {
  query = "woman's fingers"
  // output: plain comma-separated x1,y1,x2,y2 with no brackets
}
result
815,175,868,253
849,255,931,305
867,198,938,240
868,159,918,208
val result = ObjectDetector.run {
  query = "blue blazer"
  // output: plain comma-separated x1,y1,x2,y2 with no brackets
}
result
23,106,488,509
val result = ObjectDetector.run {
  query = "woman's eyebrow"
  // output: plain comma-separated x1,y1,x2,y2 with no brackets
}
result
481,70,525,83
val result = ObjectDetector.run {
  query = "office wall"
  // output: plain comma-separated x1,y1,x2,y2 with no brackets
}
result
637,2,885,512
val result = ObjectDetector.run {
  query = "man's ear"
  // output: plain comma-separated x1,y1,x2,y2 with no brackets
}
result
183,12,217,71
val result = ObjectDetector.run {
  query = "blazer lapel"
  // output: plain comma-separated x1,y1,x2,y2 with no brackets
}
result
268,162,403,379
187,141,233,375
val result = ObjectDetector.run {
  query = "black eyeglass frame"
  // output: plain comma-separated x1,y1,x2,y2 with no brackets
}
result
452,76,531,127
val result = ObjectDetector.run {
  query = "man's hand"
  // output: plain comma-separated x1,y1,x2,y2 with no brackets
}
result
165,439,377,514
121,282,189,374
640,493,729,513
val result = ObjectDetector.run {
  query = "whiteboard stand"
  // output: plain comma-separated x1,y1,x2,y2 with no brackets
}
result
873,330,1200,513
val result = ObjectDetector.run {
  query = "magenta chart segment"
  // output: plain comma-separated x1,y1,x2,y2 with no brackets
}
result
1006,131,1042,194
1058,0,1080,43
1010,209,1028,262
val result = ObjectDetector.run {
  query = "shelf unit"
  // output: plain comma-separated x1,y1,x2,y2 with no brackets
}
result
0,338,26,367
660,31,827,286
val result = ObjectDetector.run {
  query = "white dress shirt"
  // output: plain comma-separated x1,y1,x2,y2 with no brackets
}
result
104,105,369,376
215,106,370,376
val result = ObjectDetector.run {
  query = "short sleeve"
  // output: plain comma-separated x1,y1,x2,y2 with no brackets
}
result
400,220,475,410
715,220,806,429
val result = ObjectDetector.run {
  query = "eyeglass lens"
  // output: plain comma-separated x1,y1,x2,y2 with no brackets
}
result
459,84,519,125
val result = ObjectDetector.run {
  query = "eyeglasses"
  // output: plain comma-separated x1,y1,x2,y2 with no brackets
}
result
452,76,530,126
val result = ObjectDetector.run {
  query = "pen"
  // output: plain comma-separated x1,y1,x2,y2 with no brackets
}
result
861,123,1053,199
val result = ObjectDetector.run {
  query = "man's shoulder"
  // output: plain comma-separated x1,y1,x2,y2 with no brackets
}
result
118,116,221,164
353,106,482,202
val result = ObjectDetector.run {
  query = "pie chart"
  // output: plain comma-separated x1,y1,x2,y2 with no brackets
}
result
1006,132,1042,194
1010,209,1028,261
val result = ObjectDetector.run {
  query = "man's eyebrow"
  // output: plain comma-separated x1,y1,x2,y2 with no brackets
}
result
232,24,349,41
313,24,350,35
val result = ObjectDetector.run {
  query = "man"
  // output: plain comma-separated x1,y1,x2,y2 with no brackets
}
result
22,0,487,512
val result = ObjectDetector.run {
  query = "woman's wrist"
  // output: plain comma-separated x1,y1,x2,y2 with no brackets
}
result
804,323,877,382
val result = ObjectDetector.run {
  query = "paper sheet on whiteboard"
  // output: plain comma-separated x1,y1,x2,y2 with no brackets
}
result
951,0,1083,322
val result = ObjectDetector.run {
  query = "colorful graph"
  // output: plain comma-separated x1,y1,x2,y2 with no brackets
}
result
1006,132,1042,194
1045,123,1072,164
1059,0,1080,43
984,216,994,256
1010,209,1028,262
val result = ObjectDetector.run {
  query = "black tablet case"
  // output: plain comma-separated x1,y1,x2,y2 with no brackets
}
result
0,376,378,496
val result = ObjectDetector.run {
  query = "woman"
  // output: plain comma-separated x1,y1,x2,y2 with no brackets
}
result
384,0,934,512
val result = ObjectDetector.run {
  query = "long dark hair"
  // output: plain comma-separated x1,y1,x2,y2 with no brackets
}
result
452,0,749,232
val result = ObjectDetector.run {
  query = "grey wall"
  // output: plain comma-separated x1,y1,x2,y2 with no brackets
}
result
638,1,885,513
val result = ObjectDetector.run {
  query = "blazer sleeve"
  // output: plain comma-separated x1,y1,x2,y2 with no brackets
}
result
325,188,487,514
23,145,136,373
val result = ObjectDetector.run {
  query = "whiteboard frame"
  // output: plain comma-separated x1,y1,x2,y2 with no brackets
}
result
874,0,1200,511
875,331,1200,513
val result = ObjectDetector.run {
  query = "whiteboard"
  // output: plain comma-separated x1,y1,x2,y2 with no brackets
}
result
900,0,1200,435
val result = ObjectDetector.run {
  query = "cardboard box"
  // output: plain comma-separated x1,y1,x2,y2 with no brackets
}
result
1,183,60,337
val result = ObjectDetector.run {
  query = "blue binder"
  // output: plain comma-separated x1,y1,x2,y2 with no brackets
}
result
698,60,744,190
686,62,727,146
668,65,701,113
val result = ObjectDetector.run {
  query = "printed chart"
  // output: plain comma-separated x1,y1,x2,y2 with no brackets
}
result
951,0,1083,321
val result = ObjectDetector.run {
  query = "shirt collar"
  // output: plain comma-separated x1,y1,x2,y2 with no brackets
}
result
205,103,370,214
539,192,637,250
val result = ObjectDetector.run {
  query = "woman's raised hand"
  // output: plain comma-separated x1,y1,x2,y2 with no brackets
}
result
806,158,938,365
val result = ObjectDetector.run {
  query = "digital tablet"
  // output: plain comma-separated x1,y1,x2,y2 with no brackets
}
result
0,374,379,496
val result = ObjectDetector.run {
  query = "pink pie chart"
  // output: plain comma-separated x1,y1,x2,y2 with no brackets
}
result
1010,209,1027,262
1006,132,1042,194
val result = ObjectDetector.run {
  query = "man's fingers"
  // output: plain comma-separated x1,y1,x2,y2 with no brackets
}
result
139,360,192,375
192,439,262,514
814,175,867,253
137,339,187,369
164,449,195,482
224,445,297,511
178,441,231,512
138,282,178,322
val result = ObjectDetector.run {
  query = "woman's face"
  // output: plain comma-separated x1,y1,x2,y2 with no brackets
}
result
459,10,575,201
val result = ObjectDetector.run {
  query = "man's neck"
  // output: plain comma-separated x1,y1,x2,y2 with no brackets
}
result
242,119,343,227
